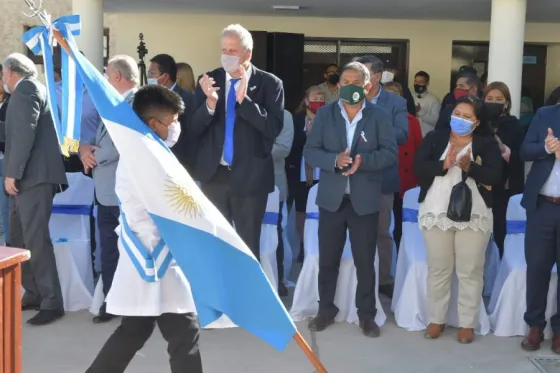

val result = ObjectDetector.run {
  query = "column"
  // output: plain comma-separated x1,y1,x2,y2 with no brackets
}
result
72,0,104,71
487,0,527,118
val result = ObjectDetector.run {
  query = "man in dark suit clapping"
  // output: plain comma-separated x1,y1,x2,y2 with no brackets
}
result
191,24,284,261
304,62,397,337
1,53,67,325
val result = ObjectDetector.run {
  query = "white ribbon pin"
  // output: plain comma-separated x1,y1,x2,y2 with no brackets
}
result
360,131,368,143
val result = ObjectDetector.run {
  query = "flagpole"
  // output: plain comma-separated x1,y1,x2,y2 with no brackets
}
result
294,331,328,373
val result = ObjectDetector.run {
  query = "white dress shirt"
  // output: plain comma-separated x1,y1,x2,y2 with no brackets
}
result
207,66,252,166
338,99,365,194
540,145,560,197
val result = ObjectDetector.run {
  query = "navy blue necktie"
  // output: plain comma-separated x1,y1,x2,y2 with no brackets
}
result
224,78,240,165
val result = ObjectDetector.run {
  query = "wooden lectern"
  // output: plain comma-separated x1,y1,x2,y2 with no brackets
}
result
0,247,30,373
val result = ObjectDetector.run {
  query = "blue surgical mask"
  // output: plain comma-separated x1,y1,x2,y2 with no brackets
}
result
450,115,475,136
147,78,159,86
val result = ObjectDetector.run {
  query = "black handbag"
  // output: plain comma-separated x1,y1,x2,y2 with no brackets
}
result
446,172,472,222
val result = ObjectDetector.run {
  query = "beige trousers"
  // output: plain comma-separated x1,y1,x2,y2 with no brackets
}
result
377,193,395,286
421,226,490,328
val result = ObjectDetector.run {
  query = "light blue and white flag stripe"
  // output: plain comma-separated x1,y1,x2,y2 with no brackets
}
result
22,15,83,150
27,17,297,351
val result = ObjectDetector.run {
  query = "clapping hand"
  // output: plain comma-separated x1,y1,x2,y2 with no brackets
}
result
236,65,248,104
546,128,560,154
443,147,456,170
343,155,362,176
336,148,353,170
457,149,472,172
199,74,220,109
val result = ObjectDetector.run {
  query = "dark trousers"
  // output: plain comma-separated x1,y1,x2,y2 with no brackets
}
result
393,193,403,251
492,189,512,258
201,166,268,261
97,204,120,296
11,183,63,310
318,198,379,320
87,313,203,373
524,197,560,332
276,201,284,285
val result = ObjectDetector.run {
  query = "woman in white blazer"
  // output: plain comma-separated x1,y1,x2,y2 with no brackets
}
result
86,86,203,373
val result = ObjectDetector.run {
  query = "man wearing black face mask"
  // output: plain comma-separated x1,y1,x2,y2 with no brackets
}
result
304,61,397,338
413,71,441,137
318,63,340,104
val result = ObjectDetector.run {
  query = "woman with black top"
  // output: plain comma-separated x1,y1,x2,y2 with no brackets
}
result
483,82,526,257
0,66,10,243
414,96,502,344
285,86,324,262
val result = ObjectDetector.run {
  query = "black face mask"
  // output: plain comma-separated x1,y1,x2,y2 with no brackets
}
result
485,102,505,122
414,84,426,94
327,74,340,85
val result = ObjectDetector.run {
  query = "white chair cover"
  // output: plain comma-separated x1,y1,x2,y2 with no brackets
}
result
391,187,491,335
290,184,387,326
489,194,558,338
260,187,280,291
49,172,95,311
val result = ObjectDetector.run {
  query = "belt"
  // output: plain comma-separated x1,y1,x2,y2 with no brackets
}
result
541,195,560,204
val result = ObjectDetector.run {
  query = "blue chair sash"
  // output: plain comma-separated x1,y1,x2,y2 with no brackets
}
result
306,212,319,220
402,208,418,223
52,204,91,215
506,220,526,234
262,211,279,225
119,210,172,283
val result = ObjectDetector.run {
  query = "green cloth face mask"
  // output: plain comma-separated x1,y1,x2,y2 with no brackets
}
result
340,84,366,105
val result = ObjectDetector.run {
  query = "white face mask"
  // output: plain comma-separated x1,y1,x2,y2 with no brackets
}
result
147,78,159,86
381,71,395,84
221,54,240,73
164,121,181,147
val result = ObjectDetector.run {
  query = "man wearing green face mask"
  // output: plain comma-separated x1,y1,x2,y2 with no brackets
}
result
303,62,398,338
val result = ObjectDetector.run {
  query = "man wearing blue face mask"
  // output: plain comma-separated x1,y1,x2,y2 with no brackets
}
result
190,24,284,263
304,61,397,338
148,54,195,172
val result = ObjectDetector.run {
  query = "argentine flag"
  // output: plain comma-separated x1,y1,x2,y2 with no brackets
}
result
24,19,296,351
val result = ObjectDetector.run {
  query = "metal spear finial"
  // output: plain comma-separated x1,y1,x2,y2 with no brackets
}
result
22,0,51,26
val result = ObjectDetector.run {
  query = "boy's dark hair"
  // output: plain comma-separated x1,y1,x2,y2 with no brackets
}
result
133,85,185,124
150,54,178,82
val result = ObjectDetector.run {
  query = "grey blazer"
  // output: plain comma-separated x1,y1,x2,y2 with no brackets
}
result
1,78,67,190
304,101,398,216
376,88,408,194
272,110,294,201
88,89,136,206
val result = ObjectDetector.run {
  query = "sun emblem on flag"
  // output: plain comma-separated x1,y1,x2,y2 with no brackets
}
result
164,178,202,218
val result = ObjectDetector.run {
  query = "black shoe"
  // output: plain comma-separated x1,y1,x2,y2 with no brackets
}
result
308,314,335,332
93,304,116,324
359,317,380,338
379,283,394,299
27,309,64,325
22,303,40,311
278,283,288,297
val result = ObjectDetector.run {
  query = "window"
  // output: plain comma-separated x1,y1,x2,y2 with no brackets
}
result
303,37,409,91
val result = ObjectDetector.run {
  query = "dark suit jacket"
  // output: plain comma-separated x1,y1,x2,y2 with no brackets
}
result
0,95,9,153
191,65,284,196
171,84,196,172
285,113,306,184
413,129,503,207
303,101,398,216
494,115,526,196
435,103,453,131
376,88,409,194
1,79,67,190
520,105,560,211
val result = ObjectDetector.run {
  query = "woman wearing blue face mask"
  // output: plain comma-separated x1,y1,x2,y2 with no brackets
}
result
413,96,503,344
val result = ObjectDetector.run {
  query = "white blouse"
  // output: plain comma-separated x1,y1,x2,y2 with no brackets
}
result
418,142,493,233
